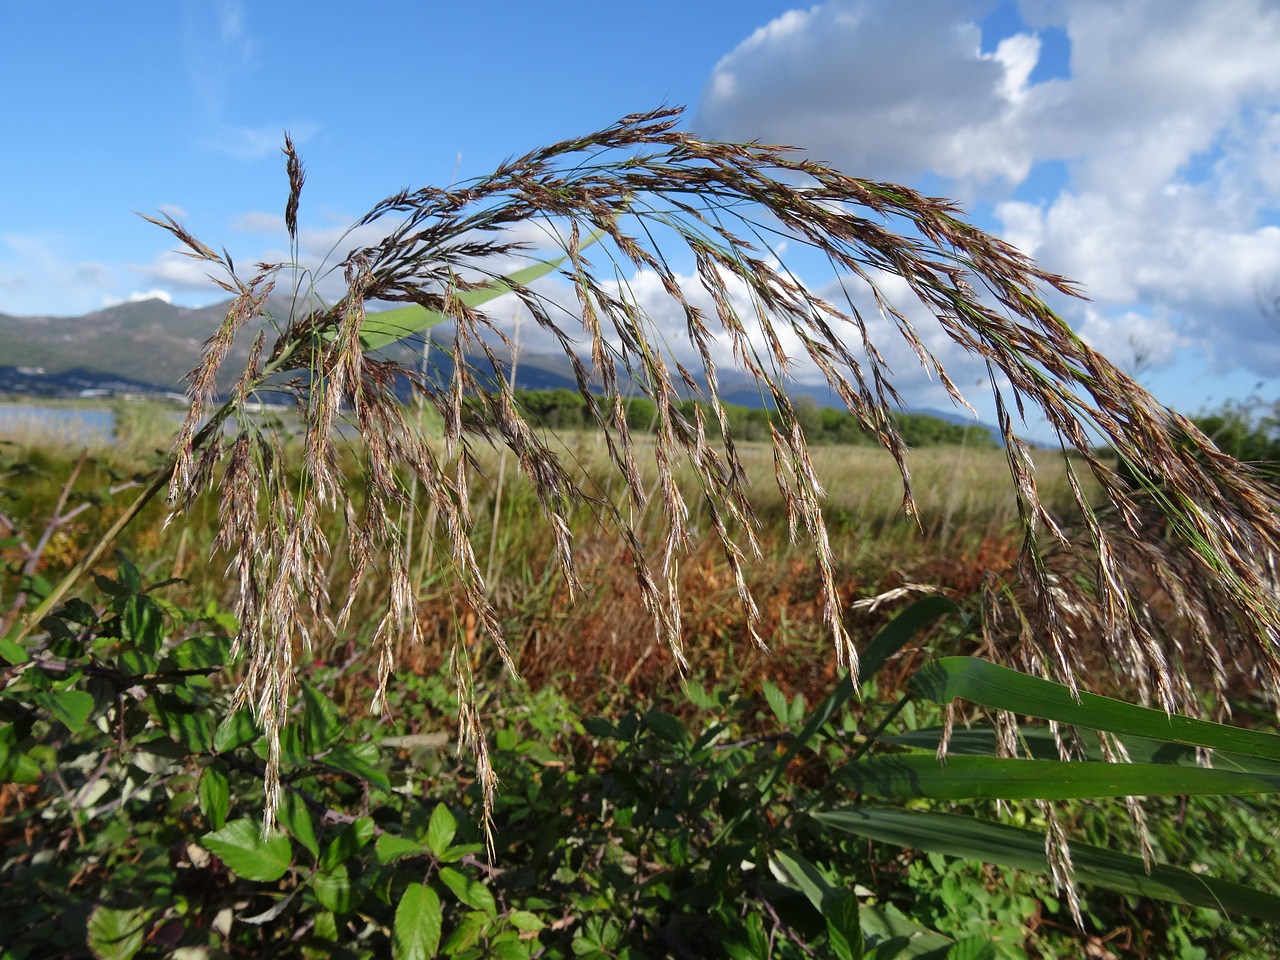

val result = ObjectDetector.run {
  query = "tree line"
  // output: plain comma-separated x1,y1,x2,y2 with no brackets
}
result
508,388,999,448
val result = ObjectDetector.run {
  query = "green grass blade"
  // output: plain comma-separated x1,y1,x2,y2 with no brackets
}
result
886,727,1280,775
754,597,961,802
836,755,1280,800
910,657,1280,760
355,229,606,351
815,807,1280,921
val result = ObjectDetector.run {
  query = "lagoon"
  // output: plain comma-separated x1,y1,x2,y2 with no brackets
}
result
0,403,116,446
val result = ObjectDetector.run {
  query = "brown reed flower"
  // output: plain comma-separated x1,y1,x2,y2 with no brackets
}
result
147,107,1280,852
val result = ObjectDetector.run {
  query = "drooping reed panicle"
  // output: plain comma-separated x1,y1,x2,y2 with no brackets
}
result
122,109,1280,853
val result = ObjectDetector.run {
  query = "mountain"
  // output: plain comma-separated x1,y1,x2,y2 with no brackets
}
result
0,299,253,394
0,297,1002,442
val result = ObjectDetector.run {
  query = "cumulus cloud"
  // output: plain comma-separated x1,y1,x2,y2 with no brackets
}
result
695,0,1280,391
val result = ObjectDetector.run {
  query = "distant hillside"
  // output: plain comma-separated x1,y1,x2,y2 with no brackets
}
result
0,297,1002,443
0,299,259,394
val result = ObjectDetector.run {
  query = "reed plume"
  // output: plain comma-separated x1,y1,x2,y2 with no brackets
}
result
136,108,1280,841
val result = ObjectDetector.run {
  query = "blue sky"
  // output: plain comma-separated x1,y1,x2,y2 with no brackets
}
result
3,0,1280,427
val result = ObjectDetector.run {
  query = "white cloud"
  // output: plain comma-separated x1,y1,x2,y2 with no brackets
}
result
134,250,222,291
205,122,319,161
695,0,1040,188
696,0,1280,393
102,289,175,308
0,233,117,316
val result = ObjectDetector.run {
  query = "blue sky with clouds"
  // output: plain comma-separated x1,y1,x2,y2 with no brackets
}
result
3,0,1279,426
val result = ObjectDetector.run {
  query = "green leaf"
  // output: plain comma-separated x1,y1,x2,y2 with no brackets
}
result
198,766,230,830
642,708,686,746
762,681,791,726
324,741,391,789
816,806,1280,921
911,657,1280,760
121,594,163,655
0,725,41,784
213,708,259,753
376,833,426,864
859,903,953,957
355,232,604,352
837,755,1280,800
826,892,863,960
202,818,293,882
302,684,342,754
393,882,442,960
313,862,355,914
87,905,149,960
771,849,839,913
278,788,320,858
945,938,997,960
770,850,862,957
0,635,29,665
34,689,94,731
321,816,376,872
752,597,962,808
888,725,1280,775
151,696,214,752
425,802,457,858
168,634,231,670
508,910,545,932
438,866,497,918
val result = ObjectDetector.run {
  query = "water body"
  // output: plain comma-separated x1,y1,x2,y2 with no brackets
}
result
0,404,117,446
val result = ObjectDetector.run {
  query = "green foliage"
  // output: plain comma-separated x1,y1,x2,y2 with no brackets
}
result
3,554,1279,956
1192,397,1280,482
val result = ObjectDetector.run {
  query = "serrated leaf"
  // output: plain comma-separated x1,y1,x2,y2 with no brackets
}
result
438,866,496,918
508,910,545,932
324,741,390,789
35,689,94,731
202,819,293,882
278,788,319,858
302,684,342,754
169,634,231,670
321,816,376,872
376,833,426,864
87,905,148,960
426,803,456,857
643,709,686,746
825,892,863,960
0,726,41,784
122,594,163,655
213,708,259,753
313,862,354,914
198,766,230,830
946,937,997,960
761,681,790,726
394,882,442,960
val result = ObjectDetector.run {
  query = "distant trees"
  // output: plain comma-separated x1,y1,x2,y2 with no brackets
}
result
510,388,997,448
